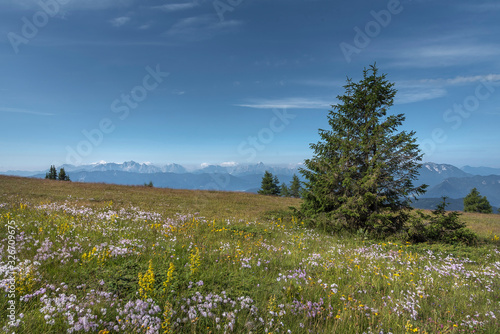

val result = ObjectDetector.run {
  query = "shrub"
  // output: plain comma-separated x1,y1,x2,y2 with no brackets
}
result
408,197,477,246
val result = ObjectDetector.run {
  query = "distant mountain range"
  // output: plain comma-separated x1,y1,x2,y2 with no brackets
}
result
2,161,499,211
58,161,189,174
414,163,500,210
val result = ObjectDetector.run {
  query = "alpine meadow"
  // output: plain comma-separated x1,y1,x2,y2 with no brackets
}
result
1,65,500,334
1,174,499,334
2,1,500,332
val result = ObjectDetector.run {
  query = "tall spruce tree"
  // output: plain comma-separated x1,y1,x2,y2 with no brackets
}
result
463,188,492,213
300,64,427,234
258,171,280,196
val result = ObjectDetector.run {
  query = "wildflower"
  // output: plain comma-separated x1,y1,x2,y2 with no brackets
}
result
138,259,155,300
163,262,175,293
189,247,201,276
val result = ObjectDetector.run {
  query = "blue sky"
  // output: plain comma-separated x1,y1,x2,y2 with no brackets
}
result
1,0,499,171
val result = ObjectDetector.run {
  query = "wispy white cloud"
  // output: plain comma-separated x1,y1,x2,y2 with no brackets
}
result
386,44,500,68
0,0,135,10
415,46,496,58
459,2,500,12
418,74,500,85
393,74,500,104
0,107,54,116
166,15,242,41
284,74,500,107
110,16,131,27
153,3,198,12
30,37,175,47
291,78,346,88
236,98,331,110
373,27,500,69
138,23,151,30
395,88,447,105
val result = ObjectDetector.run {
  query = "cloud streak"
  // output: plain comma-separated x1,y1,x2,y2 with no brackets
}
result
0,0,135,10
236,98,331,110
166,15,242,41
395,88,447,105
0,107,54,116
459,2,500,12
394,74,500,104
418,74,500,85
110,16,131,27
387,43,500,68
152,3,198,12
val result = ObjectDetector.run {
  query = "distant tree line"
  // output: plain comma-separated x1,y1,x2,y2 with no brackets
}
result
45,165,70,181
258,171,302,198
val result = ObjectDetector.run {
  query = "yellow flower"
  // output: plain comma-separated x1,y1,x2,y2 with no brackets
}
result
163,262,175,292
138,259,155,300
189,247,201,276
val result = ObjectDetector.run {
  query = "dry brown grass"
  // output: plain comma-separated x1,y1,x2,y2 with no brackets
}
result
460,211,500,238
0,175,301,220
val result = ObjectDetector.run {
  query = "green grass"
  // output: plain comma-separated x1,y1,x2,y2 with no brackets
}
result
0,175,499,334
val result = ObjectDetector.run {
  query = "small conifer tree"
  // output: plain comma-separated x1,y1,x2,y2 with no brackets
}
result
258,171,280,196
45,165,58,180
58,168,70,181
464,188,492,213
289,175,302,198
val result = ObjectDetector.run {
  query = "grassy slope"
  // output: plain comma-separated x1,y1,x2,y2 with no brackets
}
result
2,175,498,237
1,175,499,334
0,175,301,220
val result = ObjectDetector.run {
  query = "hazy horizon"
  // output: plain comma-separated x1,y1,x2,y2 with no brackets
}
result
2,159,500,173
